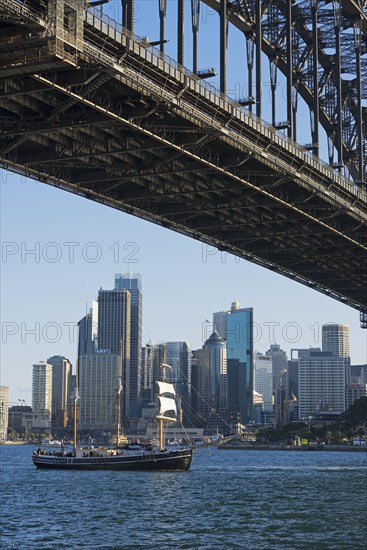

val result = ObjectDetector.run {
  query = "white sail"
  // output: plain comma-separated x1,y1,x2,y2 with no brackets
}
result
156,381,176,397
157,396,177,417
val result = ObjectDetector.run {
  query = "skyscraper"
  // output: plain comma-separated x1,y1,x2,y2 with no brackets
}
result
288,348,321,400
165,341,192,422
203,330,227,414
47,355,72,428
78,300,98,356
143,342,167,400
254,353,273,413
266,344,288,425
191,348,211,424
78,353,121,433
97,289,131,416
32,361,53,432
115,273,142,417
266,344,288,393
226,303,253,424
32,361,53,414
322,324,350,358
213,310,229,341
298,350,347,418
192,331,227,431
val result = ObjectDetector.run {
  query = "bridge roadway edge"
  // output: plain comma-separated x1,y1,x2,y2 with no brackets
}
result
0,1,366,314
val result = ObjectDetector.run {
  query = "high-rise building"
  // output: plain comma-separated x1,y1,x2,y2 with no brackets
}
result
142,345,153,394
322,324,350,358
266,344,288,426
192,331,227,431
78,353,121,433
213,310,230,341
254,353,273,412
203,330,227,414
115,273,142,417
191,348,211,424
78,300,98,356
288,348,321,400
297,350,347,418
226,303,253,424
97,288,131,416
143,342,166,399
266,344,288,393
32,361,52,413
165,341,191,422
252,390,264,424
32,361,53,432
47,355,72,428
0,386,9,440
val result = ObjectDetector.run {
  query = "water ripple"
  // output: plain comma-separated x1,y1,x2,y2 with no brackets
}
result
1,445,366,549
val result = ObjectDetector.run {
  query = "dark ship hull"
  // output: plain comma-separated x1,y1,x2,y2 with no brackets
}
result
33,447,193,471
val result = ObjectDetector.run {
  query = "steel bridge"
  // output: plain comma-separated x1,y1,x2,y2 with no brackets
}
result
0,0,366,318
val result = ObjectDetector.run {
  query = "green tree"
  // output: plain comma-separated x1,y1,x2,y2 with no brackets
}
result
340,397,367,428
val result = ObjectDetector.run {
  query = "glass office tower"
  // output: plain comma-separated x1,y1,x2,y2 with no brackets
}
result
226,305,253,424
115,273,142,417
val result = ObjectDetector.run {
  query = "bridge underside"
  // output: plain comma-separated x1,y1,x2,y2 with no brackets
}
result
0,3,366,313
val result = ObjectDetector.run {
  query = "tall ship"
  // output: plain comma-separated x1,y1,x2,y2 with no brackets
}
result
32,364,193,471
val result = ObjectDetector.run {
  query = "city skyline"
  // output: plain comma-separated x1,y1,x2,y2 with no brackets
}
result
2,218,365,403
1,3,366,405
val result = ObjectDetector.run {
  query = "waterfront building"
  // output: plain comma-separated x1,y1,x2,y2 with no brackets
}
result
46,355,72,428
78,353,121,433
97,288,131,416
32,361,52,414
254,353,273,412
78,300,98,356
115,273,142,417
32,361,53,432
322,323,350,358
297,350,347,419
0,386,9,440
226,302,253,424
8,405,33,437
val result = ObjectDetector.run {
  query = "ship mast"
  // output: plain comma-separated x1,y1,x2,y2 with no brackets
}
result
158,362,174,452
116,337,124,449
116,377,123,449
73,388,79,456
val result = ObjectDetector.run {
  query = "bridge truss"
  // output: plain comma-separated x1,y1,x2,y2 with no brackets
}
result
0,0,366,317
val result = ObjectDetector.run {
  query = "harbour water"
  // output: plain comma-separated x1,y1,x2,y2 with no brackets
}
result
1,444,366,549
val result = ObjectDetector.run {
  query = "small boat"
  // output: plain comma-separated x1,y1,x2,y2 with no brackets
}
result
41,439,62,447
33,364,193,471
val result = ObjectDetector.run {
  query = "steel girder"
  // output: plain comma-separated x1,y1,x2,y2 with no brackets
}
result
0,1,366,314
204,0,367,184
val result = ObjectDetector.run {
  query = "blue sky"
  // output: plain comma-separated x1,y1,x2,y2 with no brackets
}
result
1,1,366,404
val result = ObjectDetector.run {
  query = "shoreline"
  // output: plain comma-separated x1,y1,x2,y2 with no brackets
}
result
218,444,367,452
0,441,29,445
